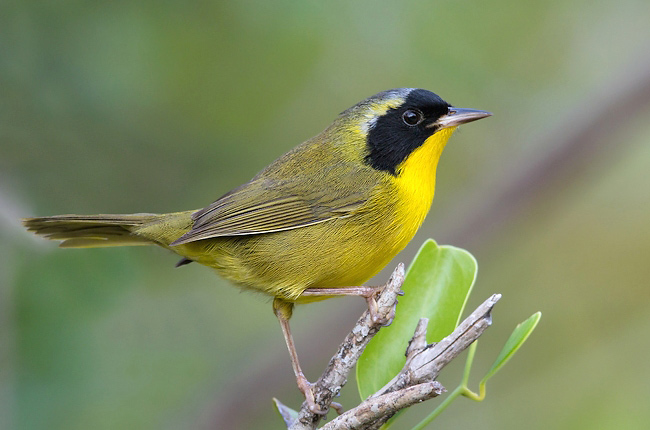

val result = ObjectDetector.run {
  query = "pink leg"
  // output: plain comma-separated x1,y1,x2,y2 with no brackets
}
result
301,286,393,325
273,298,342,415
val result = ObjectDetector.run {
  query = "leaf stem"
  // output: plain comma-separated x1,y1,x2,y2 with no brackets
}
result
411,385,465,430
411,342,481,430
461,341,478,385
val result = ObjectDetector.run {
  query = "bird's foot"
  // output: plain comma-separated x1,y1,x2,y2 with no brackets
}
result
296,373,343,416
362,285,403,327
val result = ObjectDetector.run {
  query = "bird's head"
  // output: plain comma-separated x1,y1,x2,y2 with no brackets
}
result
338,88,491,175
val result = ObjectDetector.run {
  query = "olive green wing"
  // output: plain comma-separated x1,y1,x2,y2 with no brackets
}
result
170,168,377,245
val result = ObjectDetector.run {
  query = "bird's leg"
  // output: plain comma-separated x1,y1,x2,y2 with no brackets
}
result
300,286,399,326
273,298,339,416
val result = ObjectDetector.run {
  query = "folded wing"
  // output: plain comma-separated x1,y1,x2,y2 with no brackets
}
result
171,164,377,245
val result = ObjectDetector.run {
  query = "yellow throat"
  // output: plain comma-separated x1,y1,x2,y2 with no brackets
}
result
391,126,457,242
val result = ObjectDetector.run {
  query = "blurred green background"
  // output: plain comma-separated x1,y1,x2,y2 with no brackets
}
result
2,0,650,429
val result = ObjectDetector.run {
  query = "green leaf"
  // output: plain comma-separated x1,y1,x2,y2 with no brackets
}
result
411,314,541,430
356,239,478,400
272,397,299,428
481,312,542,384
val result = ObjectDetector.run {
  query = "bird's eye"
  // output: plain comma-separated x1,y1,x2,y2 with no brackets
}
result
402,109,423,126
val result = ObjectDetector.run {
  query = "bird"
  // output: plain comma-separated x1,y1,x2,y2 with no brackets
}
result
23,88,491,414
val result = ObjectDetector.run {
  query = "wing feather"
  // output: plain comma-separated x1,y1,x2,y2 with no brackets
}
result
170,165,376,245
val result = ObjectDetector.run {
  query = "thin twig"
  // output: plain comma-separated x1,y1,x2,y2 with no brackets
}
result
288,264,406,430
281,272,500,429
374,294,500,398
320,382,446,430
362,294,500,429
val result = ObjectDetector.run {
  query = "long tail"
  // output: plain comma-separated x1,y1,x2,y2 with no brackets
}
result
22,212,192,248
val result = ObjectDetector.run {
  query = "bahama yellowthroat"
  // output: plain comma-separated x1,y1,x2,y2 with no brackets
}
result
23,88,490,413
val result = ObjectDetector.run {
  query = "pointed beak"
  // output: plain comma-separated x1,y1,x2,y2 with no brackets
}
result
429,107,492,129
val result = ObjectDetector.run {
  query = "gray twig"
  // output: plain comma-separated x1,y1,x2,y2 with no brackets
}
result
321,382,445,430
374,294,500,398
363,294,500,429
282,263,500,429
289,264,406,430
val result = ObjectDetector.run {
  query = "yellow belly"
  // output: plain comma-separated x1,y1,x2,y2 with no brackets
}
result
180,204,415,302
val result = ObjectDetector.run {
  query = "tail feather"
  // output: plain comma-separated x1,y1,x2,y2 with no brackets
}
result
23,214,161,248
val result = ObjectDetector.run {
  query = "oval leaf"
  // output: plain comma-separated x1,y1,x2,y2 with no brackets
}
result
356,239,478,400
481,311,542,384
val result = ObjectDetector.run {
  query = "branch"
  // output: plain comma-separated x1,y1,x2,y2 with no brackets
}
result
321,382,445,430
289,264,405,430
281,263,500,429
363,294,500,429
374,294,501,398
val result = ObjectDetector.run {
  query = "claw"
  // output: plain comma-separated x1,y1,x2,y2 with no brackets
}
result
297,375,329,415
363,287,395,326
330,401,344,415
